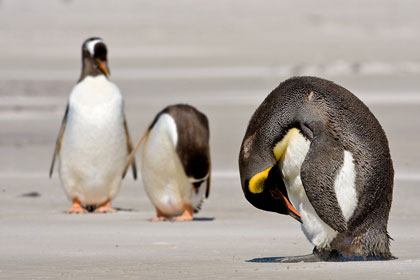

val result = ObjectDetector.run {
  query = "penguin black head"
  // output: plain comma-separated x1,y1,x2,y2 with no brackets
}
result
239,129,301,222
79,37,110,81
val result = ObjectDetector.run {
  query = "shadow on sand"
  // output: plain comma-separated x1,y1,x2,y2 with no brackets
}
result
193,217,215,221
114,207,135,212
247,255,397,263
19,191,41,198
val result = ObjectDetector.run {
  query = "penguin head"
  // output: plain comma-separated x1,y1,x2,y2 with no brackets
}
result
239,131,301,221
81,37,110,77
239,133,279,211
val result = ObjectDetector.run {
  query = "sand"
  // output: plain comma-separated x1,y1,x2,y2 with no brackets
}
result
1,1,420,279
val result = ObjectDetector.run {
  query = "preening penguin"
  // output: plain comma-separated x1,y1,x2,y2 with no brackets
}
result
123,104,211,221
50,37,137,213
239,76,394,262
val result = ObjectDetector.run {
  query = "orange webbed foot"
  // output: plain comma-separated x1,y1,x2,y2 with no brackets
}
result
66,199,88,214
151,216,169,222
94,200,116,213
151,208,169,222
173,205,193,222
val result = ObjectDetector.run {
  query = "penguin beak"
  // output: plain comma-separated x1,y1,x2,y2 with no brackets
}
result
97,59,110,76
247,165,302,223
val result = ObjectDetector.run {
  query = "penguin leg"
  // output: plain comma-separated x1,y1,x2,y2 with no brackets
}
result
151,208,169,222
66,198,88,214
94,199,116,213
173,205,194,222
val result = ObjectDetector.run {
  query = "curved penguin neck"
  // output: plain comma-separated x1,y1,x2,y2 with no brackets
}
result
78,57,107,83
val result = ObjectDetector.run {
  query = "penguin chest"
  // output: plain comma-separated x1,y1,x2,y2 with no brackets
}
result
141,114,191,216
276,129,338,248
59,76,127,204
276,128,359,248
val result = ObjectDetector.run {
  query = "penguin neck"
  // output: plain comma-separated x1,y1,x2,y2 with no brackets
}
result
78,58,107,82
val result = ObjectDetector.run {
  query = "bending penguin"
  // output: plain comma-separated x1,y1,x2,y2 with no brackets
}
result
123,104,211,221
50,37,137,213
239,76,394,262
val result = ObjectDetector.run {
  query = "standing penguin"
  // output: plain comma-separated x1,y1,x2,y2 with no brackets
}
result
50,37,137,213
123,104,211,221
239,76,394,261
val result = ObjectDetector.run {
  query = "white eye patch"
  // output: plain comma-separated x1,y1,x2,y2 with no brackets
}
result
86,39,104,56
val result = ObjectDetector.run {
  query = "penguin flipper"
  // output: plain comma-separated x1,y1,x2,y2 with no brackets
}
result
300,132,348,233
49,104,69,178
122,129,149,178
123,116,137,180
205,162,211,198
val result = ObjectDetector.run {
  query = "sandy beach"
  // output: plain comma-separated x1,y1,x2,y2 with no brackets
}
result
1,1,420,279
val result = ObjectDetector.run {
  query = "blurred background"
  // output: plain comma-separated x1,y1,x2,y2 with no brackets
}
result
0,0,419,185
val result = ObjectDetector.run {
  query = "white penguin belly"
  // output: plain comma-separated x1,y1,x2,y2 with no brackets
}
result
334,151,357,222
59,76,127,205
279,129,358,249
279,129,338,249
141,114,192,216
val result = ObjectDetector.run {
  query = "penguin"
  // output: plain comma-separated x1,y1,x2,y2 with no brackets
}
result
239,76,394,262
123,104,210,221
49,37,137,213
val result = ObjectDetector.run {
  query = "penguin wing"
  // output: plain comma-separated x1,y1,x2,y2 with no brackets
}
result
123,116,137,180
49,104,69,178
122,129,149,179
300,133,348,233
205,162,211,198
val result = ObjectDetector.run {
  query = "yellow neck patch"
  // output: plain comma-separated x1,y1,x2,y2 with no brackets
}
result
248,128,302,194
273,128,300,162
248,166,271,194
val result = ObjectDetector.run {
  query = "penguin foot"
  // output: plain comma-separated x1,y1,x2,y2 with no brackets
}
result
151,208,169,222
66,199,88,214
279,253,324,263
94,200,116,213
152,216,169,222
280,248,339,263
173,205,194,222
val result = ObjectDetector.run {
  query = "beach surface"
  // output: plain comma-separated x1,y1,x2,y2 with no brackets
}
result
1,1,420,279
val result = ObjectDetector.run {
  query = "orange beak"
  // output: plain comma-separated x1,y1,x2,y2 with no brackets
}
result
282,195,301,218
97,60,110,76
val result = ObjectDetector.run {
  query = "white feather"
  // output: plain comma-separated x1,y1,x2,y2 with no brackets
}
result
59,75,127,205
334,151,357,221
141,114,192,216
86,39,103,56
281,130,338,249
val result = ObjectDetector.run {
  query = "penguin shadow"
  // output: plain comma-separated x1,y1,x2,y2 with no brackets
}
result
114,207,135,212
81,206,134,213
247,257,285,263
193,217,215,222
247,254,397,263
19,191,41,198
